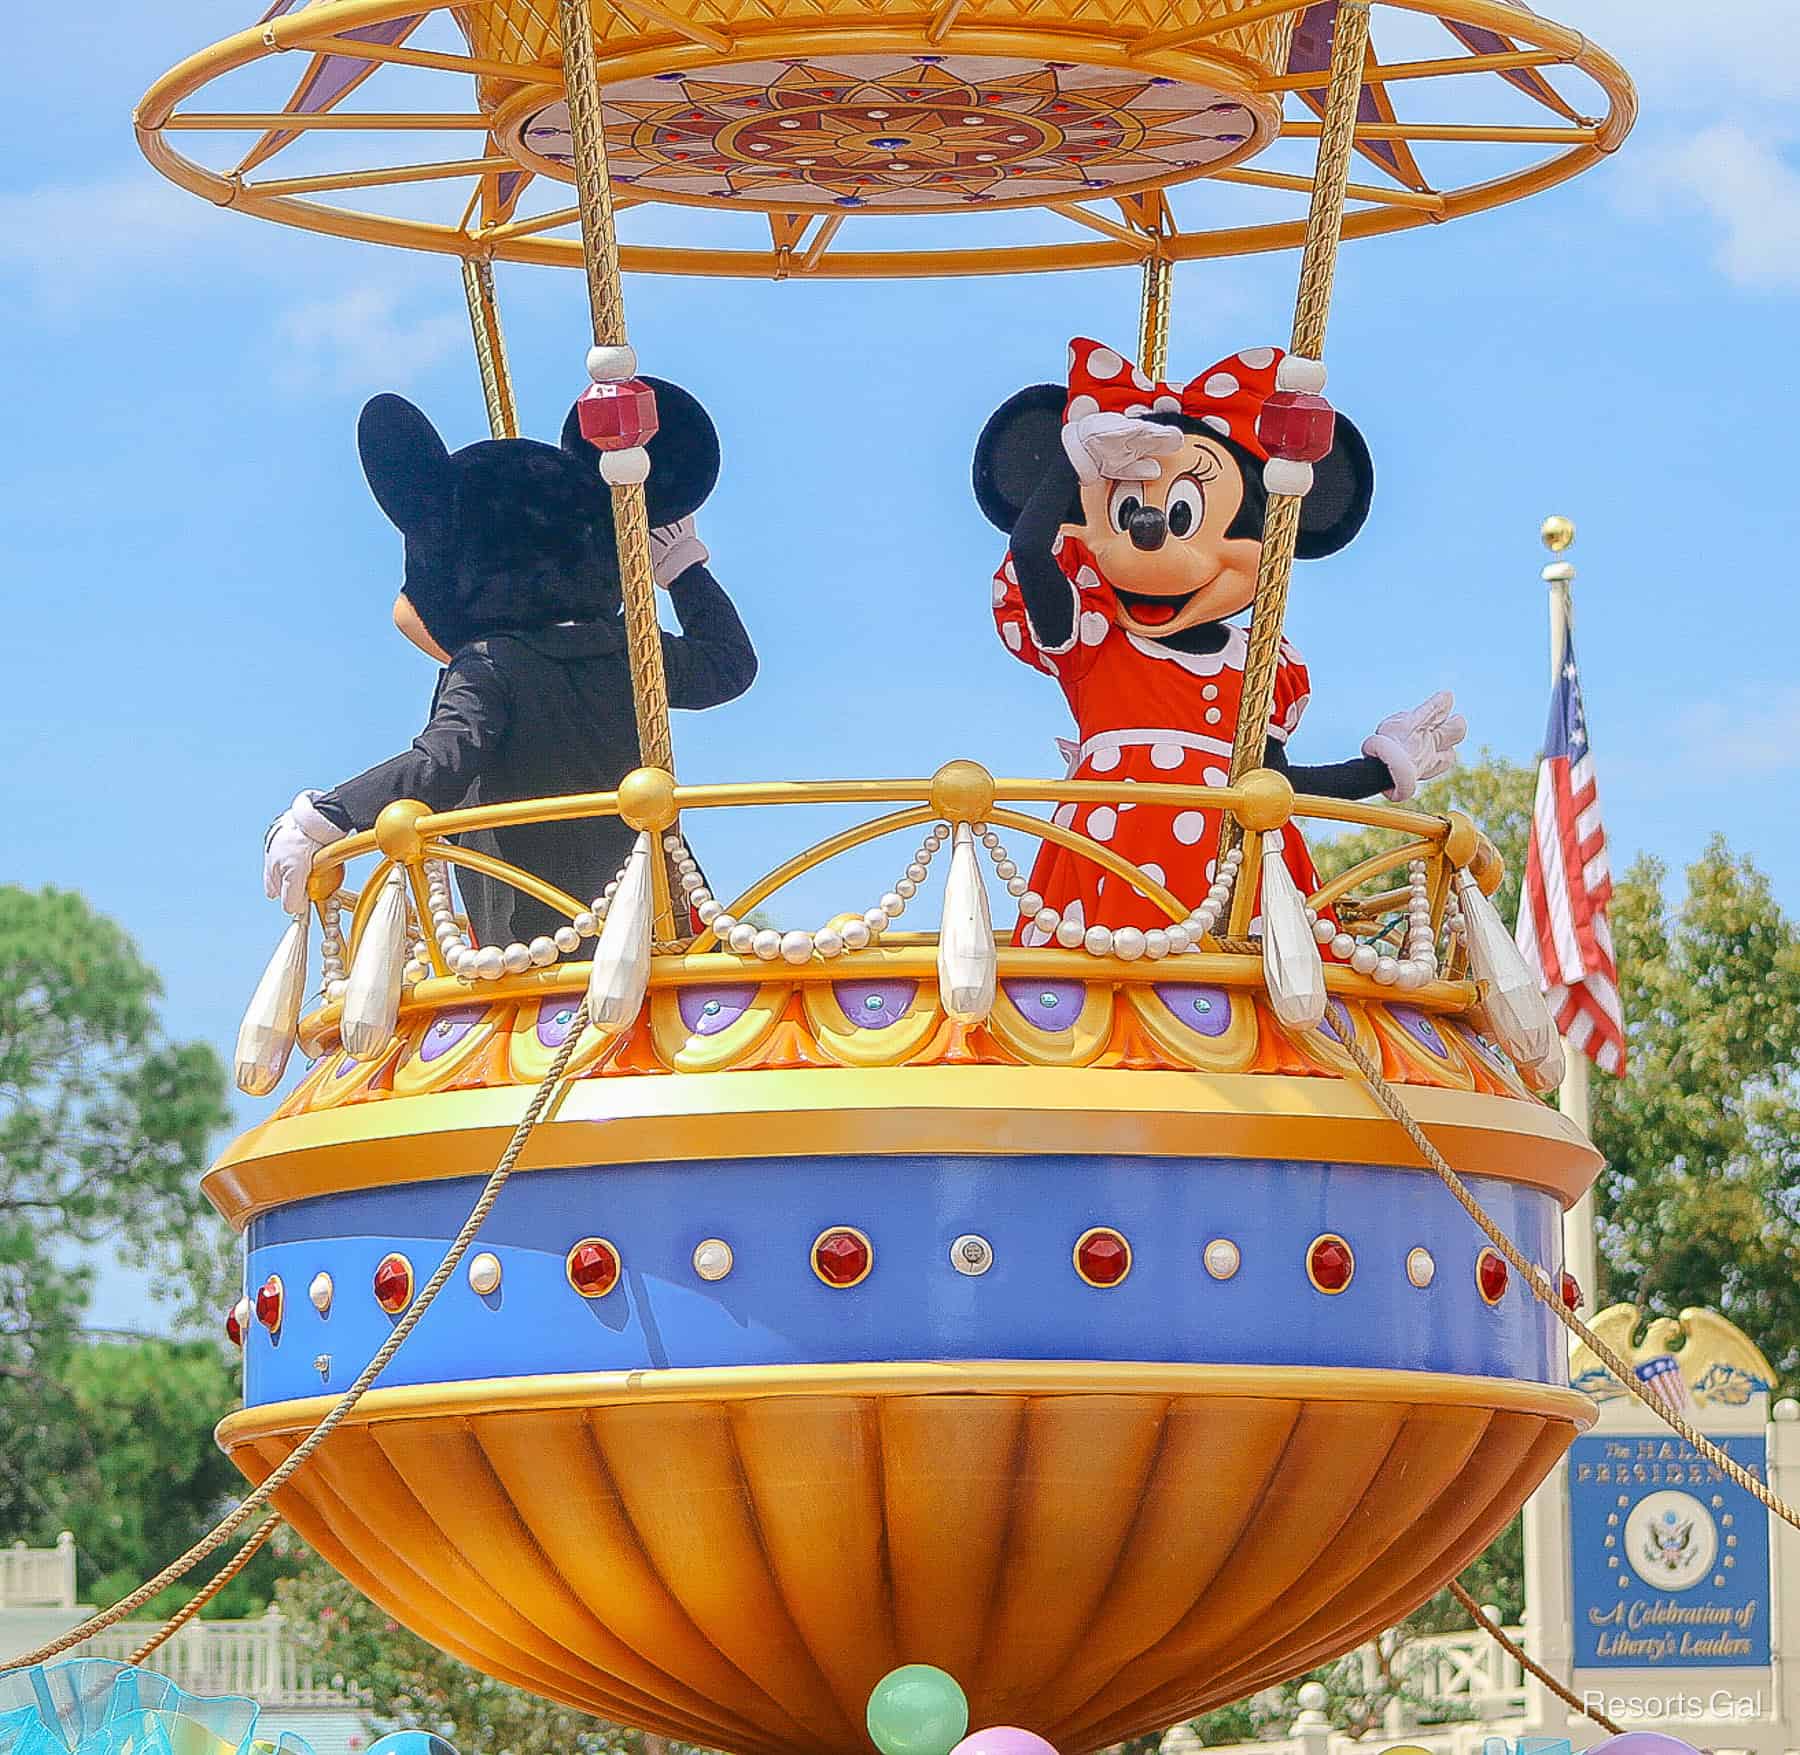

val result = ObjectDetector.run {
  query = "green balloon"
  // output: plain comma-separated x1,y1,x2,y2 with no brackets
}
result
866,1665,970,1755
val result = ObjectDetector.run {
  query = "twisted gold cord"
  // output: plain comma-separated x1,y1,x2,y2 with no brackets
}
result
461,256,519,441
124,1514,283,1667
1138,253,1173,382
4,1004,594,1671
1228,0,1373,800
1446,1580,1621,1736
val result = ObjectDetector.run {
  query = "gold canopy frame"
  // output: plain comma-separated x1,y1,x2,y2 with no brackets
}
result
135,0,1635,281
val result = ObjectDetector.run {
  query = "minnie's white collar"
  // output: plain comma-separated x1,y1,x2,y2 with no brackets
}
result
1123,620,1249,677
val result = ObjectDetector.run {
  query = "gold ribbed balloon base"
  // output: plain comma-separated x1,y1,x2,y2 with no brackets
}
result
222,1363,1589,1753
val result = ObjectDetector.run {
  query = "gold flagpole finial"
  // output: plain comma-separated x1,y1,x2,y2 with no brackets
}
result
1540,514,1575,554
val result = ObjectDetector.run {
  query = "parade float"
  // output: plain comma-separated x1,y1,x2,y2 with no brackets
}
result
7,1,1663,1752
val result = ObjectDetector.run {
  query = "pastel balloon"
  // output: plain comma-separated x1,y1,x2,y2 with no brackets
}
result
365,1735,460,1755
866,1665,970,1755
949,1728,1060,1755
1584,1737,1702,1755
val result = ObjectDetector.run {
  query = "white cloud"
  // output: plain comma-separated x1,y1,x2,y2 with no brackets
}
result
1670,688,1800,777
1631,126,1800,290
273,282,465,395
1559,0,1800,108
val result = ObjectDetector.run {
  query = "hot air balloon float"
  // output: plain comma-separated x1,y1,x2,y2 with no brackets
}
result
129,0,1637,1749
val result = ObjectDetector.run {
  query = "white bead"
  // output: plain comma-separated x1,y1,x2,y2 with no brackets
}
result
402,960,428,985
996,860,1018,880
436,923,463,945
573,911,597,936
1166,924,1192,951
586,343,638,381
662,832,683,852
1276,353,1326,393
863,908,889,935
1223,848,1244,867
528,936,557,967
1208,885,1230,907
502,943,532,975
1034,908,1060,934
450,952,475,981
814,927,844,959
674,853,697,871
1084,926,1114,957
474,946,505,980
1351,944,1379,975
1313,918,1336,943
680,872,705,894
906,863,928,883
696,900,721,924
1145,929,1170,959
1397,960,1429,990
780,930,814,964
1373,956,1400,986
555,926,580,953
1055,918,1085,948
710,913,736,936
604,880,619,899
895,878,917,899
753,930,782,960
1007,876,1029,897
1331,932,1356,960
600,446,651,486
728,923,757,953
1113,927,1146,961
881,892,904,916
1264,458,1314,497
1021,892,1043,915
327,977,348,1000
972,822,989,836
842,919,871,950
1304,907,1318,923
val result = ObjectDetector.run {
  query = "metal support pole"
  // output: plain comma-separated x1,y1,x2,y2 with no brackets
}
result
461,256,519,440
555,0,678,934
1138,252,1173,381
1226,0,1372,798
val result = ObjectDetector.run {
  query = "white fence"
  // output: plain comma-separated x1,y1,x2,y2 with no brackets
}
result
72,1610,356,1709
1,1535,77,1611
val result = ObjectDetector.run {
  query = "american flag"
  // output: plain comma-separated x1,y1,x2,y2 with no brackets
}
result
1515,626,1627,1074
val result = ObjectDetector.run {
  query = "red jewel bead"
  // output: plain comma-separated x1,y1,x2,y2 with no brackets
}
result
1256,390,1336,463
1560,1268,1582,1311
575,378,660,453
567,1238,621,1298
373,1252,414,1315
254,1276,283,1332
812,1227,872,1288
225,1301,246,1349
1307,1234,1354,1293
1477,1248,1509,1304
1075,1227,1131,1288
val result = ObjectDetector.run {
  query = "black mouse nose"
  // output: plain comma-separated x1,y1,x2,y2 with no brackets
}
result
1128,506,1167,552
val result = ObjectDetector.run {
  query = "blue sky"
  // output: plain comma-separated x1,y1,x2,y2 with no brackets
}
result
7,2,1800,1328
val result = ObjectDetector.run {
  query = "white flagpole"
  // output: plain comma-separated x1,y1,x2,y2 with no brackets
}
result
1541,515,1598,1299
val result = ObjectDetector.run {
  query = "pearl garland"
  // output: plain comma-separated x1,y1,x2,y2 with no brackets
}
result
1307,858,1439,990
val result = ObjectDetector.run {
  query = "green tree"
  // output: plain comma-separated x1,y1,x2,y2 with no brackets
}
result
276,1547,685,1755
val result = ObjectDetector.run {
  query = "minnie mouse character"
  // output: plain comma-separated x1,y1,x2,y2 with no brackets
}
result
973,337,1464,942
262,381,756,945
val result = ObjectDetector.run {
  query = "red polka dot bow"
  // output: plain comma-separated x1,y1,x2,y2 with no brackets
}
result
1064,336,1285,461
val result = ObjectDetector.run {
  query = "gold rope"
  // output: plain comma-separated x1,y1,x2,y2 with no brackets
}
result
1227,0,1373,796
4,1005,594,1670
554,0,672,781
1332,1030,1800,1537
125,1514,283,1667
1446,1581,1622,1736
461,256,519,440
1138,253,1173,381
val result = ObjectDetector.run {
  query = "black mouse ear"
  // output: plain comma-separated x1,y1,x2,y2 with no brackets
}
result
973,385,1072,533
560,378,722,527
1295,411,1374,559
358,394,453,533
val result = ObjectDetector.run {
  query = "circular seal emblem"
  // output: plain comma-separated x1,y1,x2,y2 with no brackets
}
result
1625,1489,1717,1590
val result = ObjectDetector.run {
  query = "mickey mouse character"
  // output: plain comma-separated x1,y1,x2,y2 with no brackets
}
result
974,338,1463,943
262,382,756,946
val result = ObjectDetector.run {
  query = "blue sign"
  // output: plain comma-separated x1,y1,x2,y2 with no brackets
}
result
1569,1433,1770,1668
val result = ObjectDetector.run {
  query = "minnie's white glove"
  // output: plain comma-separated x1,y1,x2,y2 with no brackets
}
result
1362,691,1467,801
648,516,708,589
1061,411,1183,486
263,790,346,916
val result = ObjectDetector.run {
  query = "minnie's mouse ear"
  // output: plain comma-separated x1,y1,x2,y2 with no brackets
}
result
973,384,1070,533
1295,411,1374,559
358,394,453,533
559,377,721,526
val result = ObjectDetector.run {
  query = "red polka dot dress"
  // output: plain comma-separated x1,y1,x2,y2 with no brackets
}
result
993,533,1323,943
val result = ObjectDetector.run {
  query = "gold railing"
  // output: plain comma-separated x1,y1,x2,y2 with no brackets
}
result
289,760,1502,1034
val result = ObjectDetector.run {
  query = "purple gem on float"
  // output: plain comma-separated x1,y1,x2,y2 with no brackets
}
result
949,1732,1060,1755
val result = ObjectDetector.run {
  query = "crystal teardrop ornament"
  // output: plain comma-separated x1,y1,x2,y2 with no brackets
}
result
586,831,653,1032
937,823,998,1023
341,869,409,1061
1259,832,1327,1030
234,917,308,1094
1459,870,1560,1077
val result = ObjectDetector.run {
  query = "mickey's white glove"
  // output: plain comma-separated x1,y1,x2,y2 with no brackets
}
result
648,516,708,590
1061,411,1183,486
263,790,346,916
1362,691,1468,802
